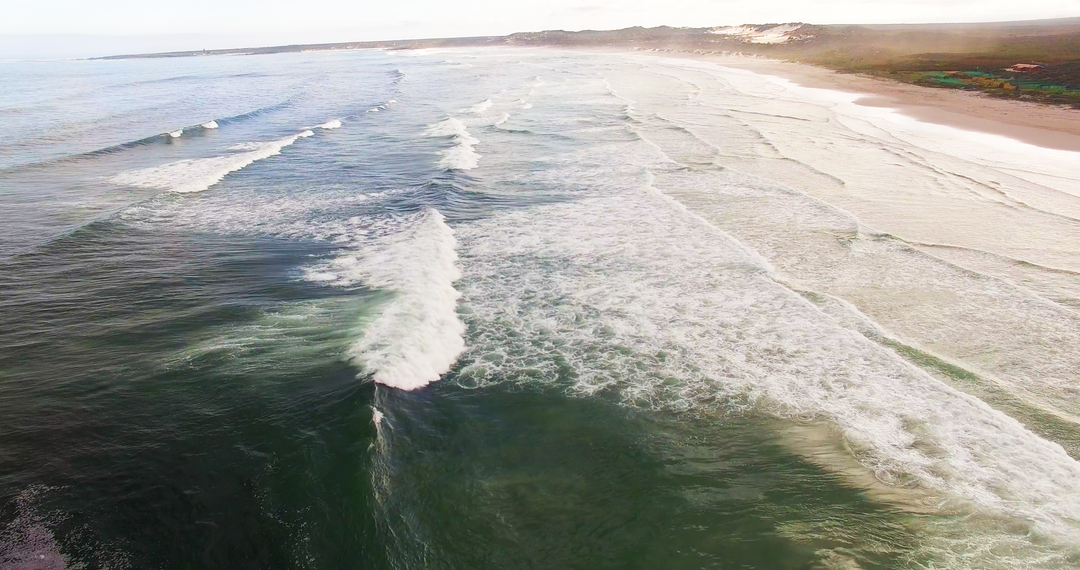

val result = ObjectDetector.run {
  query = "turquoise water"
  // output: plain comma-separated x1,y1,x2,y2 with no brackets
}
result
2,49,1080,569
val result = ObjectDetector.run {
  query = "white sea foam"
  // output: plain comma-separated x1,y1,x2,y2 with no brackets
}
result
201,121,219,129
457,182,1080,549
318,119,342,130
226,142,265,151
494,113,510,126
447,106,1080,562
112,130,310,193
618,58,1080,422
0,488,72,569
102,53,1080,562
100,48,1080,565
468,99,493,114
306,209,464,390
168,129,183,138
426,117,480,170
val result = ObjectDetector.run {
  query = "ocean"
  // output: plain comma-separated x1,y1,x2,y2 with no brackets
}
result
1,47,1079,569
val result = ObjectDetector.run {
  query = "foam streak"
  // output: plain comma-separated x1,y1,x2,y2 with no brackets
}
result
345,209,465,390
111,130,312,193
426,117,480,171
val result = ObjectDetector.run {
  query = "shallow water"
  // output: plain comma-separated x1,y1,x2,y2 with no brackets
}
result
1,48,1079,569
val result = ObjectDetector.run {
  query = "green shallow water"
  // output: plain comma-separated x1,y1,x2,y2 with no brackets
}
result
4,47,1080,569
0,224,925,567
371,385,926,570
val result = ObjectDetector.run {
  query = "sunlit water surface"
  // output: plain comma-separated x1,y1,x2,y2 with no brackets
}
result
1,49,1079,569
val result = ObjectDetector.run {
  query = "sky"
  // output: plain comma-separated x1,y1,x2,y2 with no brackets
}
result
3,0,1080,58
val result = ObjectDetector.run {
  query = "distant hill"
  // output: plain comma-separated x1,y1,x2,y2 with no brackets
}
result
95,18,1080,106
96,18,1080,60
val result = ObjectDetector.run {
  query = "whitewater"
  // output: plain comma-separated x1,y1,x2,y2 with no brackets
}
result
1,47,1079,569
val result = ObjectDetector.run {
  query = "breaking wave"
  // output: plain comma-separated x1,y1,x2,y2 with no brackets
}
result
457,181,1080,550
425,117,480,171
304,209,464,390
1,101,295,175
111,130,313,193
468,99,493,114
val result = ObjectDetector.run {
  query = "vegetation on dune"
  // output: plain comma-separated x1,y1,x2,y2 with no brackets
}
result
98,16,1080,107
882,67,1080,107
755,22,1080,107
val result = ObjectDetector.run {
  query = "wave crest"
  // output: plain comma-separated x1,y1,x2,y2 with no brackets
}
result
305,209,464,390
426,117,480,171
468,99,493,114
111,130,311,193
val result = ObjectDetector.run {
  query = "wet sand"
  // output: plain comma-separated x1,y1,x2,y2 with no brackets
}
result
616,50,1080,153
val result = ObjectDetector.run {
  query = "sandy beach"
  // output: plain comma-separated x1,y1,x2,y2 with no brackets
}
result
625,50,1080,152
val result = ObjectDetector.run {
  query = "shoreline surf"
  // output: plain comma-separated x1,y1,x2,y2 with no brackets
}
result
611,47,1080,153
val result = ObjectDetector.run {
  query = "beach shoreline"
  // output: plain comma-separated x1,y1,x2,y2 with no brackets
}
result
606,49,1080,153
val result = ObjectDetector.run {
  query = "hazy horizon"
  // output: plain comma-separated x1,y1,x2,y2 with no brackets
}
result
4,0,1080,59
